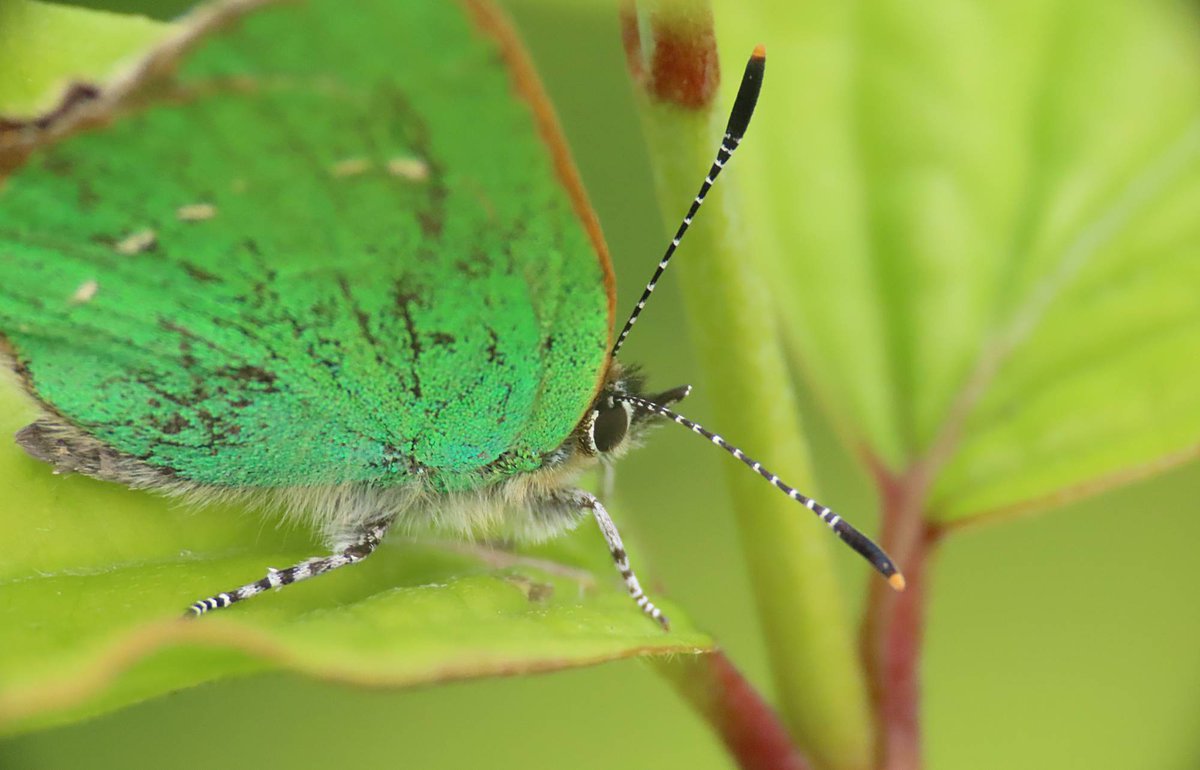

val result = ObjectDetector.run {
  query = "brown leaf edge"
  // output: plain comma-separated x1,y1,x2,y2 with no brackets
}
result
0,615,710,736
0,0,272,179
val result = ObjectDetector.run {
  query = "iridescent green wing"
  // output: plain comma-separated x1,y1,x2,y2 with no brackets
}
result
0,0,614,493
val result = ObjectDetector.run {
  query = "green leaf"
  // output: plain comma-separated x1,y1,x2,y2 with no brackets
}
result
0,380,709,735
712,0,1200,526
0,0,171,120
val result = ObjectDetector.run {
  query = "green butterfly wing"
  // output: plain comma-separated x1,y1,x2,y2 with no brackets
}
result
0,0,614,494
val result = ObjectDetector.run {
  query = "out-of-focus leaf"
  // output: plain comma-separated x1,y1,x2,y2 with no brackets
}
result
712,0,1200,525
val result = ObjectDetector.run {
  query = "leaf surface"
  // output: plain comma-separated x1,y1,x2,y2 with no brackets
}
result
713,0,1200,525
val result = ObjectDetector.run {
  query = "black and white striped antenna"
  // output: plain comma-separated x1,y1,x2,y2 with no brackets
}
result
611,45,766,358
620,394,905,590
616,46,906,591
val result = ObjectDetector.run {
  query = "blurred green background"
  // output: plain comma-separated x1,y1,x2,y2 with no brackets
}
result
1,1,1199,768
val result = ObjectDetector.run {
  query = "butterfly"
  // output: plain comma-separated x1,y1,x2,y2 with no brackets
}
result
0,0,902,630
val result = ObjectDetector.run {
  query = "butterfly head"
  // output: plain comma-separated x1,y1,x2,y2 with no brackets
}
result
578,363,689,461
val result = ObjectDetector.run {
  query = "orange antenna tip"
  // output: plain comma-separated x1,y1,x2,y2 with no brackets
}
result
888,572,907,592
752,43,766,59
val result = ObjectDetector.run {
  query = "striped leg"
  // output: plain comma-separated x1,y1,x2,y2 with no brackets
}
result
184,520,391,617
578,491,669,631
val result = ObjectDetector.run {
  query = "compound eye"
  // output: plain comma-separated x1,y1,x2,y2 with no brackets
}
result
590,400,632,454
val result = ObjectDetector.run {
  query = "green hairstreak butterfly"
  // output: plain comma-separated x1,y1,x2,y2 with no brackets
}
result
0,0,902,630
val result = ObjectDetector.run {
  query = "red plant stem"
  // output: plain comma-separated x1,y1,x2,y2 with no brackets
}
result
656,652,811,770
862,460,941,770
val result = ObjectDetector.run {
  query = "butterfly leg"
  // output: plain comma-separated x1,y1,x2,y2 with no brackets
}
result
574,490,669,631
184,519,391,617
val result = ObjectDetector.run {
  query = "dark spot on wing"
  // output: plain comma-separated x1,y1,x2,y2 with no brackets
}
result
485,328,503,364
220,364,278,390
178,337,197,369
338,275,385,363
384,89,445,237
181,261,220,283
393,279,424,399
159,414,191,435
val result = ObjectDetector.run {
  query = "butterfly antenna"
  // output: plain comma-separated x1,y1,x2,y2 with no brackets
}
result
610,45,766,358
617,393,906,591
